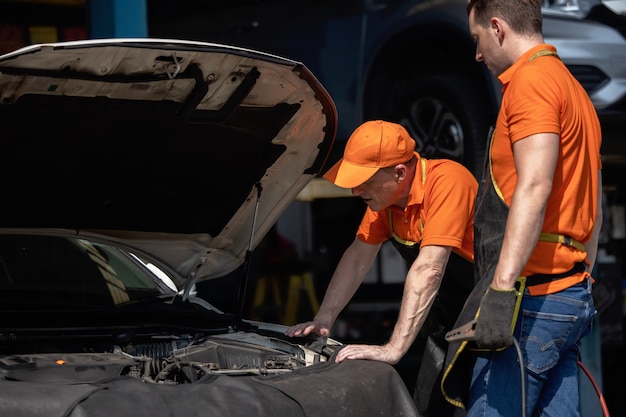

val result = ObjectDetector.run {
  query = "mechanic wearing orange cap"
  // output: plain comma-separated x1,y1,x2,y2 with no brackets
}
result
286,120,478,415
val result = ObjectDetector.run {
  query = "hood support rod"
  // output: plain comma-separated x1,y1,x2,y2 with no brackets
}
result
234,182,263,328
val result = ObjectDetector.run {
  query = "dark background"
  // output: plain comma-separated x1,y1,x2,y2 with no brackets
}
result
1,1,624,415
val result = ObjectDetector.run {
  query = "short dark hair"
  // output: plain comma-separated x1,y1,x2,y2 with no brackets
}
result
467,0,542,35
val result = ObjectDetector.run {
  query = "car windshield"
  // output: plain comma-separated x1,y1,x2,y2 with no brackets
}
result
0,234,168,308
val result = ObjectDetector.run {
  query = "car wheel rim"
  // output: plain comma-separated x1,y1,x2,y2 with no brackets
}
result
399,96,465,161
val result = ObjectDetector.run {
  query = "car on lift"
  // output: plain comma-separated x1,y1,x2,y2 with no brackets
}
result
0,38,419,417
148,0,626,173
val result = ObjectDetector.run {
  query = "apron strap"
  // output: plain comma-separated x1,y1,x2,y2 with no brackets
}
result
538,232,585,251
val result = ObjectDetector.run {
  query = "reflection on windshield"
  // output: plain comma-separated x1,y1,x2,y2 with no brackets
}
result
77,238,130,304
0,234,165,307
129,252,178,292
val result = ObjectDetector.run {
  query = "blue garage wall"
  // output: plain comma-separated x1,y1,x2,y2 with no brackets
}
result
90,0,147,38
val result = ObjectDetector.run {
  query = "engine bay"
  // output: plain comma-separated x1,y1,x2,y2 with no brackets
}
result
0,331,339,384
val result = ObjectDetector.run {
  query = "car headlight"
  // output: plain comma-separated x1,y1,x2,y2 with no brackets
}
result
543,0,626,18
542,0,600,18
602,0,626,15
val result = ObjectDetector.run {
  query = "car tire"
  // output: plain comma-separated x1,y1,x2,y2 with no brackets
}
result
379,74,491,176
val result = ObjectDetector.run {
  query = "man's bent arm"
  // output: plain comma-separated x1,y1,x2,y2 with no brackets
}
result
491,133,559,289
314,239,380,327
335,244,451,364
585,171,603,271
285,238,380,337
384,245,451,361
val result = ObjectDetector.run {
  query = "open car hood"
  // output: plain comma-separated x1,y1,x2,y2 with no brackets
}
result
0,38,337,289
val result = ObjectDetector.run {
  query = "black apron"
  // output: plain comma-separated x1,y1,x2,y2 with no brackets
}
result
389,222,474,417
440,126,507,412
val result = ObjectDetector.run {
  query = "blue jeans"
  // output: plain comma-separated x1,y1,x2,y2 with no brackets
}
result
468,278,596,417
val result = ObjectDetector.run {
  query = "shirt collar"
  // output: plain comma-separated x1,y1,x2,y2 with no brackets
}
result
405,152,426,207
498,44,556,91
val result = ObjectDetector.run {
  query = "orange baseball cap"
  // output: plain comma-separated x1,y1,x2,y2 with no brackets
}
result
323,120,416,188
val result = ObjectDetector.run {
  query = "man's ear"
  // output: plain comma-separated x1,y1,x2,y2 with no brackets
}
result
395,164,408,182
491,17,505,43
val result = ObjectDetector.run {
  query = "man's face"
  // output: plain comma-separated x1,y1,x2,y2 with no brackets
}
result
468,9,505,76
351,166,404,211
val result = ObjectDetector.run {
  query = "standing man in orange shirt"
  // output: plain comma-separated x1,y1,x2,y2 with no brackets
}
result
286,120,478,416
443,1,603,416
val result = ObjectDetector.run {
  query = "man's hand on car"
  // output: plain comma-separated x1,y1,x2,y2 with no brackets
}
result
334,343,403,365
285,320,331,338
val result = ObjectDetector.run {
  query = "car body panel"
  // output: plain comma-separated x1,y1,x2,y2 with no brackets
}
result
0,38,337,289
543,14,626,112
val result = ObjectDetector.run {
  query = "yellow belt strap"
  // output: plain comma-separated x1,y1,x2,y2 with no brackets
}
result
539,232,585,252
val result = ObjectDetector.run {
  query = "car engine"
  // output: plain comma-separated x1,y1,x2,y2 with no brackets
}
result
0,331,338,384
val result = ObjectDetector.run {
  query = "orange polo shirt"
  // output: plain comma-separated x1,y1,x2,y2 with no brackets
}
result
356,155,476,262
492,44,602,294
